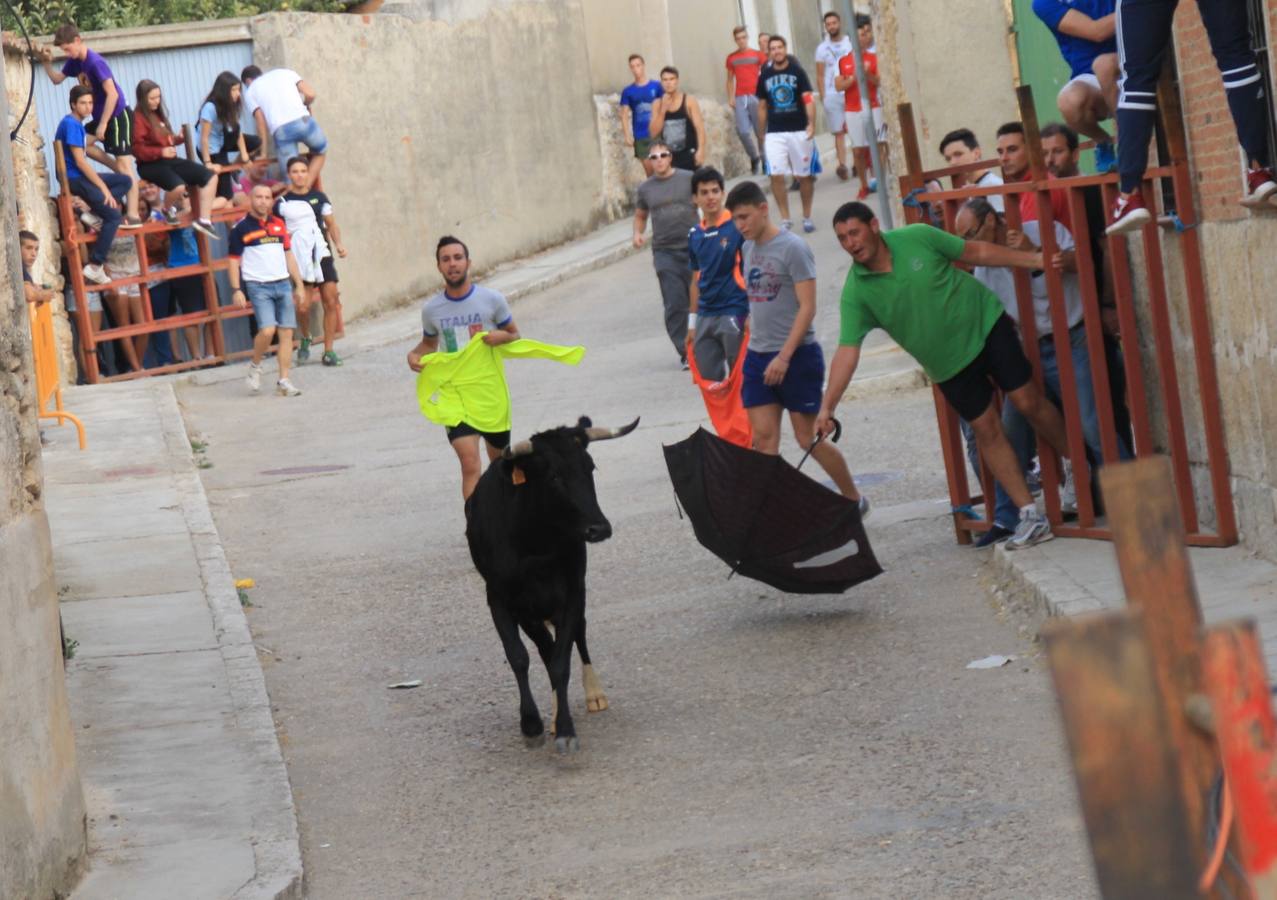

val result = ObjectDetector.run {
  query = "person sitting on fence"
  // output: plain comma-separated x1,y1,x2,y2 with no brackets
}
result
56,85,135,287
198,71,263,203
40,23,143,228
20,231,55,307
241,65,328,187
274,156,345,368
132,79,221,239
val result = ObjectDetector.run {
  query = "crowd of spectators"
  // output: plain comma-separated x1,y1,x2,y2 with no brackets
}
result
26,22,344,386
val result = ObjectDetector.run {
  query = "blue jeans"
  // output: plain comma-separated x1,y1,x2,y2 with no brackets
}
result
69,172,131,264
273,116,328,177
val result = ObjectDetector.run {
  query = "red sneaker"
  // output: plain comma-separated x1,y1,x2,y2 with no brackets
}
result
1241,167,1277,208
1106,191,1151,236
856,184,870,201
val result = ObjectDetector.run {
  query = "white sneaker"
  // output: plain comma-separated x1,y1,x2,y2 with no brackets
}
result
781,220,793,231
82,262,109,285
857,494,871,521
246,363,262,393
80,211,103,229
276,378,301,397
1006,505,1053,551
1059,460,1078,516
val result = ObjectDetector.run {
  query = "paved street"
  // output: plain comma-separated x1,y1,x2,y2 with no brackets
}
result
178,180,1095,898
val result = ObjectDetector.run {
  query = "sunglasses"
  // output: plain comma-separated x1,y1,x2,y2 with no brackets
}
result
648,151,671,160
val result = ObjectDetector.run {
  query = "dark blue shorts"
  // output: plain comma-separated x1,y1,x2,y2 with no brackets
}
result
741,342,825,412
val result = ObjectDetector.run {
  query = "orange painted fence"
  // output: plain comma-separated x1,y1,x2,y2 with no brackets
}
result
895,80,1237,548
26,297,85,449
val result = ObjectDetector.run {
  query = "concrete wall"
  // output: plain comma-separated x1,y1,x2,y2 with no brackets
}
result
251,3,606,315
0,57,87,900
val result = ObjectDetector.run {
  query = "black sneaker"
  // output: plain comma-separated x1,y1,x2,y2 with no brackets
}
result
750,158,760,175
975,524,1014,548
680,356,689,371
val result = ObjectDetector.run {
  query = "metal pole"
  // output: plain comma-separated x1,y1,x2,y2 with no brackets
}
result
837,0,892,228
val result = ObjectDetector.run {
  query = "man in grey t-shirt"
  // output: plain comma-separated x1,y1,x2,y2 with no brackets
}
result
407,235,520,500
633,140,698,368
725,180,866,511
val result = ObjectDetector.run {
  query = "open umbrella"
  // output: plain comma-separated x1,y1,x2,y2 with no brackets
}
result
663,425,882,594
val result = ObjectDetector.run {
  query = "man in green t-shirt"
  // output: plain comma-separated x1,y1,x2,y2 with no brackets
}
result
816,202,1072,550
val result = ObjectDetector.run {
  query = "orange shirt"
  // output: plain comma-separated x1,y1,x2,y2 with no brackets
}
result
838,51,879,112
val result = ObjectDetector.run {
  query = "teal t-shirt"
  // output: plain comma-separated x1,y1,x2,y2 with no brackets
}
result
838,224,1006,382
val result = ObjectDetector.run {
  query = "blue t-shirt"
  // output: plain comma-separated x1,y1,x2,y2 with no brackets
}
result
198,100,225,154
167,227,200,268
55,115,87,180
688,212,749,317
620,80,663,141
1033,0,1117,78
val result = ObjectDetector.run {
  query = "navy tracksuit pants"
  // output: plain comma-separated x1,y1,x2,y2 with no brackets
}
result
1116,0,1272,192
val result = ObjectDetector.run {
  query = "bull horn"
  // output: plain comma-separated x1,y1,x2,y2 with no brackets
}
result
501,440,534,459
584,417,640,442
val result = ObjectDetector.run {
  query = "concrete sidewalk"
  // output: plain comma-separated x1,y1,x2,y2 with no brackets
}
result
41,382,301,900
992,534,1277,667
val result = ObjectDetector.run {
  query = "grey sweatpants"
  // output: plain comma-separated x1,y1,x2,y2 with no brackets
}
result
691,313,746,382
733,95,761,162
652,248,691,359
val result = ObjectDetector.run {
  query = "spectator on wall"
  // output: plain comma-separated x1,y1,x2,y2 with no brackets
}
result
619,54,664,177
649,66,706,172
241,65,328,188
132,79,221,239
198,71,262,202
725,26,765,174
1032,0,1118,173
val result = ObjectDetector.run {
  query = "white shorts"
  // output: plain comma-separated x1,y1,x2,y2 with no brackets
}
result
845,107,886,148
822,94,846,134
764,132,818,177
1060,73,1101,96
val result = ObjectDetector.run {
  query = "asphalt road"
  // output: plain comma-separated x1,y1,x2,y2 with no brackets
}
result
180,178,1096,899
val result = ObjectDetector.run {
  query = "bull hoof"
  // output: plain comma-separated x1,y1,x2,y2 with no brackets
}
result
555,736,580,755
582,664,608,713
586,692,609,713
521,714,544,740
523,733,546,748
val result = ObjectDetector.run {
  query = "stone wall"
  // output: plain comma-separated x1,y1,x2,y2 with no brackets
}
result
0,57,87,900
4,41,75,384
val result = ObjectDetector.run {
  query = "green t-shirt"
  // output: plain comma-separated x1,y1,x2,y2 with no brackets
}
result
838,224,1007,383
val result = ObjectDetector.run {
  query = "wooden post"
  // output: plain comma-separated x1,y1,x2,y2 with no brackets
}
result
1043,609,1199,897
1201,621,1277,897
1100,456,1242,895
896,102,925,224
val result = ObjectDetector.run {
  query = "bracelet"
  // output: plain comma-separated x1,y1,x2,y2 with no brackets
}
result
688,313,697,328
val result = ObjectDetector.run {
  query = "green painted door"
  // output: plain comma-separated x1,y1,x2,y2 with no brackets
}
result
1011,0,1104,172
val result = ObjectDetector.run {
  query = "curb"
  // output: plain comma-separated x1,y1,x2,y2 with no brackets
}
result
988,542,1110,620
157,386,305,900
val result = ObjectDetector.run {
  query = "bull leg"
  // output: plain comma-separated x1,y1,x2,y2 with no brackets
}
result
548,610,580,755
576,617,608,713
488,601,543,746
521,618,558,737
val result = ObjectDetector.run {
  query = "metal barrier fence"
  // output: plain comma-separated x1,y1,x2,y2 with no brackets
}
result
27,297,86,449
895,81,1237,548
56,125,341,384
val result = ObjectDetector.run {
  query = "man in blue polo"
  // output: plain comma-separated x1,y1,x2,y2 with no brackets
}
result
620,54,664,177
686,166,749,381
1032,0,1118,172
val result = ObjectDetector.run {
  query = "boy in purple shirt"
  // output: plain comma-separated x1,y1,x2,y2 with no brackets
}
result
41,23,141,225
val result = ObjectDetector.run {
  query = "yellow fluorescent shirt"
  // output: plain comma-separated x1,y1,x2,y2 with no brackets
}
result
416,335,587,432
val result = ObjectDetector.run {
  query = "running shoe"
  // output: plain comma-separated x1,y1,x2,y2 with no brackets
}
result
680,356,689,371
836,164,850,181
163,206,181,226
246,362,262,394
1241,167,1277,208
82,262,109,285
192,219,219,239
867,177,878,193
1006,506,1053,550
297,337,311,365
1094,141,1118,174
276,378,302,397
120,216,145,230
750,158,760,175
321,350,343,367
1106,191,1151,235
858,494,872,520
80,211,103,230
975,524,1015,548
1059,459,1078,517
789,178,800,192
781,220,793,231
802,218,815,233
856,185,871,201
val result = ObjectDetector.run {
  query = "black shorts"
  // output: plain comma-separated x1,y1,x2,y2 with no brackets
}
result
207,134,263,200
137,157,214,193
936,314,1034,421
446,422,511,449
320,256,339,285
88,108,133,158
169,275,207,315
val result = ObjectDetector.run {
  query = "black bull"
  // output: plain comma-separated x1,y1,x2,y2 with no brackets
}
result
465,416,639,754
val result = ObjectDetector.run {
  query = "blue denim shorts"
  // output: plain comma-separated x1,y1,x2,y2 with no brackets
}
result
246,279,296,330
741,342,825,412
273,116,328,175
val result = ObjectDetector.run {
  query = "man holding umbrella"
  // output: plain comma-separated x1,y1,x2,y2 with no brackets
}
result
818,202,1074,550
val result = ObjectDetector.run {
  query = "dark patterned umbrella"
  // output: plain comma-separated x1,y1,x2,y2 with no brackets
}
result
663,426,883,595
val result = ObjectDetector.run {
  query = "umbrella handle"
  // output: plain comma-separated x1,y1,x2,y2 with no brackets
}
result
796,417,842,472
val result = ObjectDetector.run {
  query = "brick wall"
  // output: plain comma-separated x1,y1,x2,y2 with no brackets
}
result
1172,0,1272,222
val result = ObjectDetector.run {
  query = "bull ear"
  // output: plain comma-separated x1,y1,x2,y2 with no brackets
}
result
583,417,640,442
577,416,593,430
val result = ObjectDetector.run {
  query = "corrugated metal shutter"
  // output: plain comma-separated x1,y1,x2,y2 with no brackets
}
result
36,41,254,193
